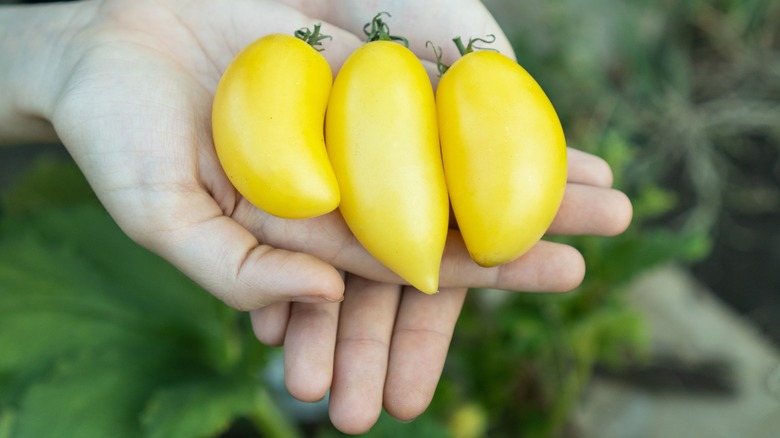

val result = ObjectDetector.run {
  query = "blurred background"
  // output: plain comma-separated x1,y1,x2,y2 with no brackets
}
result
1,0,779,437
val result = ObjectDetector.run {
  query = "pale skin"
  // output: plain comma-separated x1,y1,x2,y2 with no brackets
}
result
0,0,633,434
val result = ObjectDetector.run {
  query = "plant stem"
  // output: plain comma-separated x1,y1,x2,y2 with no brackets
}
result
363,12,409,46
294,23,331,51
248,388,302,438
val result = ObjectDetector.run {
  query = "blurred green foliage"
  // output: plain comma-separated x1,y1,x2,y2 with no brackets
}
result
2,0,778,437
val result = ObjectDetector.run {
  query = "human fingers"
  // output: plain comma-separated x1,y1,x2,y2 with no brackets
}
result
548,184,633,236
131,190,345,311
328,276,402,434
193,0,363,82
250,303,291,346
238,201,585,292
383,286,468,421
440,238,587,292
567,147,615,187
278,0,514,62
159,0,365,97
438,146,627,236
283,300,341,402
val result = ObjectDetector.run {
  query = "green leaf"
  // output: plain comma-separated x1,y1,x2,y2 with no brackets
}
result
0,155,97,215
0,408,13,438
0,232,155,375
141,376,257,438
0,205,240,373
631,185,678,220
11,351,163,438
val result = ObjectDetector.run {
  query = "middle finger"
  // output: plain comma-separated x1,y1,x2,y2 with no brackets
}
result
328,275,402,434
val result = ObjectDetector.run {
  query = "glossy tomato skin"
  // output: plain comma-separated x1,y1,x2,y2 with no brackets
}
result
436,50,568,267
212,34,339,219
326,41,449,294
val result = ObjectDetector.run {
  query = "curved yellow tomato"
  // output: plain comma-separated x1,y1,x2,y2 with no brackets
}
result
212,34,339,219
436,50,568,267
326,41,449,294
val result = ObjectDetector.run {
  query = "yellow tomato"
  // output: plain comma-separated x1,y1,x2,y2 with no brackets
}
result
212,34,339,219
326,41,449,294
436,50,568,267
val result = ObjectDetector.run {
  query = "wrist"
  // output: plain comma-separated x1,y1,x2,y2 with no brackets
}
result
0,1,92,145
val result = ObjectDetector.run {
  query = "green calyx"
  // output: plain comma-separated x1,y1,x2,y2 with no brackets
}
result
363,12,409,47
426,41,449,76
453,34,497,56
295,23,331,51
428,34,499,77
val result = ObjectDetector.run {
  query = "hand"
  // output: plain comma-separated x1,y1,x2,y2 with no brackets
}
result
11,0,632,434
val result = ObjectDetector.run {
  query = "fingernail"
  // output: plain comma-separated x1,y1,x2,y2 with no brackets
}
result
397,417,416,424
291,295,344,304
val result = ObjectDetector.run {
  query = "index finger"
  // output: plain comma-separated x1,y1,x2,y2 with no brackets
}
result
277,0,515,62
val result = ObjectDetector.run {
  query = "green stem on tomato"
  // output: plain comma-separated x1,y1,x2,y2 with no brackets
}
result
363,12,409,47
452,34,498,56
426,41,450,76
428,34,499,77
294,23,331,51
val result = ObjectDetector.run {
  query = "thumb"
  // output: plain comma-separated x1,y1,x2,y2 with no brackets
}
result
138,198,345,311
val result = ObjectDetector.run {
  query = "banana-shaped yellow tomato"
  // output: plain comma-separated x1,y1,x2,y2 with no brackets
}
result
325,40,449,295
212,31,339,219
436,48,568,267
